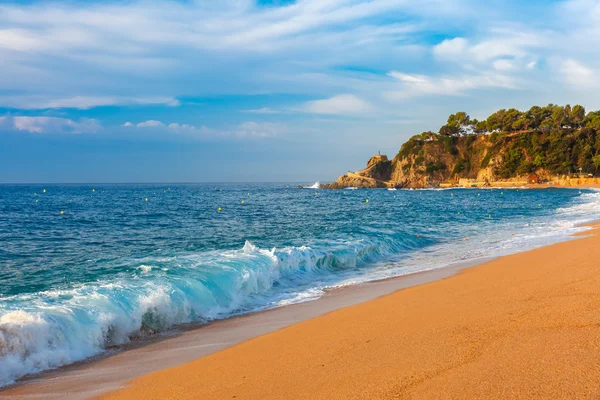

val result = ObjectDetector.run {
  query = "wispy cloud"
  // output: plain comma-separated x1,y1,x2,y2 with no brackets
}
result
2,116,100,133
560,59,596,87
303,94,372,115
1,96,180,110
124,119,286,138
385,71,514,98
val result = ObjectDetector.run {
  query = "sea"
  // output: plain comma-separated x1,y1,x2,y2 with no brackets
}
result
1,183,599,386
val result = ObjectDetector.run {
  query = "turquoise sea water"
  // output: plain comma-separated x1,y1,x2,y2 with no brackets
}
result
1,183,599,386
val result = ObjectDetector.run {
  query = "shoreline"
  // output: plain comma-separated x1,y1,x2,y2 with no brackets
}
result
0,258,487,400
0,221,596,398
98,221,600,399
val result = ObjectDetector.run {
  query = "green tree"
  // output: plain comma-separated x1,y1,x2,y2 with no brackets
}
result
571,105,586,127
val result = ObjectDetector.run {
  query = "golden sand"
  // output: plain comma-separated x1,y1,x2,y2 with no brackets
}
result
102,225,600,399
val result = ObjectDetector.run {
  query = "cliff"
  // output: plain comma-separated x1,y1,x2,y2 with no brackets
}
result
323,104,600,189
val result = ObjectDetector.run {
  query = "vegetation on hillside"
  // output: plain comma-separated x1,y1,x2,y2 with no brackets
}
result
396,104,600,180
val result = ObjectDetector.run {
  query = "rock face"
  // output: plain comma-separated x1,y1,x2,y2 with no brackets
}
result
321,154,394,189
323,131,580,189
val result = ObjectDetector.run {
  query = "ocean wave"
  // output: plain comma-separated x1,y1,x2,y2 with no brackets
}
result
0,237,411,387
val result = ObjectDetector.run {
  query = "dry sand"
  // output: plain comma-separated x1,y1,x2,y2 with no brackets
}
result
99,223,600,399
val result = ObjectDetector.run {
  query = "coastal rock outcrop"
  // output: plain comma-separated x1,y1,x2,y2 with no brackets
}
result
323,104,600,189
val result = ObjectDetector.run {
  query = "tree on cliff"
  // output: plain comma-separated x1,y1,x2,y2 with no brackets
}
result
440,112,471,137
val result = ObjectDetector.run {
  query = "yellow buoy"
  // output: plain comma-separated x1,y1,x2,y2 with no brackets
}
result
43,189,46,193
451,193,454,197
35,200,38,203
538,204,541,207
365,199,369,203
92,189,95,192
477,193,480,196
218,207,222,212
501,192,504,194
241,200,245,204
60,210,64,215
145,198,148,202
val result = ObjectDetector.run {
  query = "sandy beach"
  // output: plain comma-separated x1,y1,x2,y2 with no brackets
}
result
96,223,600,400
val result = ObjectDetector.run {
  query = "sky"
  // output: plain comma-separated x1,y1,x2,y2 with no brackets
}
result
1,0,600,183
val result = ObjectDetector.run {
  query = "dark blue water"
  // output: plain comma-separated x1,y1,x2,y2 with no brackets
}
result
0,184,598,385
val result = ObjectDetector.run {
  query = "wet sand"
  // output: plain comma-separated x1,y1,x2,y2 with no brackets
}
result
97,224,600,399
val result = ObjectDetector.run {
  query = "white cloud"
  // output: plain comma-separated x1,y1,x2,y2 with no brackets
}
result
386,70,514,98
432,33,542,69
303,94,372,115
135,120,165,128
0,0,465,111
124,119,286,138
492,59,514,71
0,96,180,110
7,116,100,133
432,37,468,60
560,59,595,87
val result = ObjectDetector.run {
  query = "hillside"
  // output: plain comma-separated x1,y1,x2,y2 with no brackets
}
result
323,104,600,189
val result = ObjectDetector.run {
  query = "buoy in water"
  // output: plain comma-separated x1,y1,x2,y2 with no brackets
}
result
241,200,245,204
92,189,95,192
457,212,461,214
538,204,541,207
43,189,46,193
145,198,149,202
365,199,369,203
35,200,38,203
60,210,64,215
218,207,223,212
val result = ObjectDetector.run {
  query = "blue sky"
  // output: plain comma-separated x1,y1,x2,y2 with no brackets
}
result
1,0,599,183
